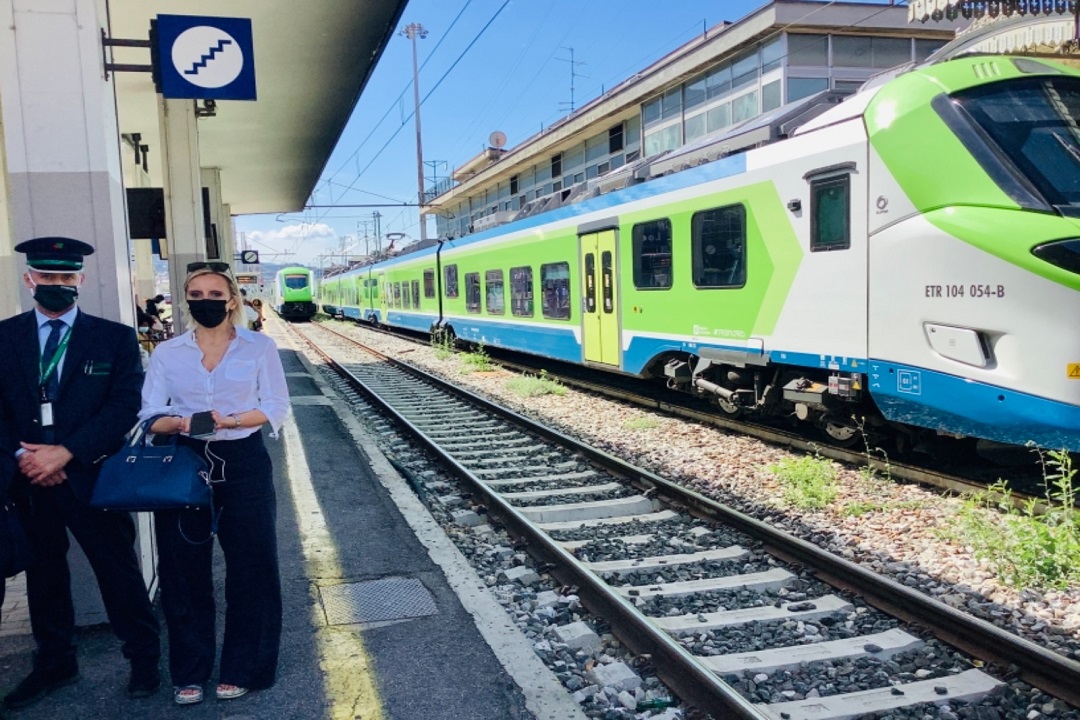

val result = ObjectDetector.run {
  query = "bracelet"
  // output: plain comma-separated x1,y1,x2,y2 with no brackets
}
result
231,413,242,428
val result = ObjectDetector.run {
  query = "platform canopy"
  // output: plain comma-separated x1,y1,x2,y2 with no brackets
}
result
110,0,409,214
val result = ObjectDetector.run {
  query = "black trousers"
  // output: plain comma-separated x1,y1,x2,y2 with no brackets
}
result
20,482,160,670
155,432,281,690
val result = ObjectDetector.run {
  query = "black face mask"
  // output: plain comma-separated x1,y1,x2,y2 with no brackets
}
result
33,284,78,313
187,299,229,328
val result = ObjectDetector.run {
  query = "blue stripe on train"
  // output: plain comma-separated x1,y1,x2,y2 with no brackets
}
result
444,317,582,363
868,361,1080,451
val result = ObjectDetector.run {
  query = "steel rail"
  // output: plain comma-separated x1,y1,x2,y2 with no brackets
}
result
292,324,769,717
300,322,1080,708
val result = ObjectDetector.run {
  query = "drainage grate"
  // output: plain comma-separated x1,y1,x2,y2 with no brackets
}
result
318,576,438,625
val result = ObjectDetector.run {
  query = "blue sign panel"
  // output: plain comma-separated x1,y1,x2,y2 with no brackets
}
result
156,15,256,101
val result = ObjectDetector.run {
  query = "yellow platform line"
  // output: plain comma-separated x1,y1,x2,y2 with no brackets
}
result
284,417,384,720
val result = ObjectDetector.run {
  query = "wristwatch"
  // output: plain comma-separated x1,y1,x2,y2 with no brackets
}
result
231,414,242,428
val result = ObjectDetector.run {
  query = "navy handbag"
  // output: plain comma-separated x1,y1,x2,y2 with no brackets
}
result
91,418,212,513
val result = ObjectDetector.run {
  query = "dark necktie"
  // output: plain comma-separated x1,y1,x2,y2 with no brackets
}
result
42,319,66,401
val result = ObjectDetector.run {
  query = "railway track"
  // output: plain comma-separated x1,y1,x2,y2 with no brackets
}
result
291,320,1080,719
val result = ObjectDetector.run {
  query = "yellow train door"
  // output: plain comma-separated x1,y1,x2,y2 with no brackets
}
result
580,229,619,366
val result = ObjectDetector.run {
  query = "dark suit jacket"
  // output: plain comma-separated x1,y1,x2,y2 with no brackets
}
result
0,309,143,503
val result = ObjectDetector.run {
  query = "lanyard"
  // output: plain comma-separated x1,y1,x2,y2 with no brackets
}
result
39,325,73,387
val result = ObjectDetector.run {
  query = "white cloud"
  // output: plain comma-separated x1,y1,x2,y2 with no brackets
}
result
241,223,342,267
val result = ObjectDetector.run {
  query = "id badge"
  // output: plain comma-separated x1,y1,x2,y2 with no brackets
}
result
40,402,53,427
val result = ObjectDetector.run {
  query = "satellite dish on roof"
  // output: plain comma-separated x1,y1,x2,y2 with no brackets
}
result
489,131,507,149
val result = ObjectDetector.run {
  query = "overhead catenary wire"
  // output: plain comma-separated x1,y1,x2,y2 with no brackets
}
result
315,0,513,225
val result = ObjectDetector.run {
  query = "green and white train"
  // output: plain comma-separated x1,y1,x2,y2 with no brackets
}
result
321,55,1080,452
272,266,317,321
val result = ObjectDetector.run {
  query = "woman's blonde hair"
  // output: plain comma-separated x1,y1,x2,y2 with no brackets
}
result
183,267,245,327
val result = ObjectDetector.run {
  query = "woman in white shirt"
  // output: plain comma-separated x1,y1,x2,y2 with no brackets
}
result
140,262,289,706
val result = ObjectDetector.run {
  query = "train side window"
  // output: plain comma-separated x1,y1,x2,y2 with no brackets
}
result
584,253,597,313
485,269,505,314
510,266,533,317
632,219,673,289
445,264,459,298
601,251,614,312
423,269,435,298
692,204,746,288
411,280,420,308
810,174,850,251
393,282,401,308
465,272,481,313
541,262,571,320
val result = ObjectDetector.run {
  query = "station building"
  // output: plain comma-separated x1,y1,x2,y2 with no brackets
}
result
424,1,960,239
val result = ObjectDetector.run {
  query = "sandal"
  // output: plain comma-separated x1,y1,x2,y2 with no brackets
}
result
174,685,204,705
216,683,249,700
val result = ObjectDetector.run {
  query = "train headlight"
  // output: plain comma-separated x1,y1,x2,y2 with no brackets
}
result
1032,238,1080,274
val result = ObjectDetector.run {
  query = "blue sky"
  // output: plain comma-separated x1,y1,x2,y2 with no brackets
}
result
234,0,898,268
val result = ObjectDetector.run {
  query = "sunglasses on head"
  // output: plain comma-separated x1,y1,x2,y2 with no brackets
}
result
187,261,231,273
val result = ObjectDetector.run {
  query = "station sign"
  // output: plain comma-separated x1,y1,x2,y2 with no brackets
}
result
155,15,257,100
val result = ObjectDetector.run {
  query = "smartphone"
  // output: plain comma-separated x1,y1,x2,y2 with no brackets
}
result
189,411,216,439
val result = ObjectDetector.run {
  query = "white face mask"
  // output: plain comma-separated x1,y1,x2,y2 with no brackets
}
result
138,326,149,333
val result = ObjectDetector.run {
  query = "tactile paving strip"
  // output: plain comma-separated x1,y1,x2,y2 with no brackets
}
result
318,576,438,625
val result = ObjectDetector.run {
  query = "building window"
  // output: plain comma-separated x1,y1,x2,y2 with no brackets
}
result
685,74,707,109
692,205,746,288
788,33,828,66
541,262,570,320
465,272,481,312
551,154,562,178
731,91,758,124
632,219,673,289
485,270,504,314
510,175,518,195
788,77,829,103
810,174,851,251
423,269,435,298
916,38,944,61
762,80,782,112
510,266,533,317
707,103,731,133
608,124,624,153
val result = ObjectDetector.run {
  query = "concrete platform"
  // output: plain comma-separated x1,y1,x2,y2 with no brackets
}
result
0,320,583,720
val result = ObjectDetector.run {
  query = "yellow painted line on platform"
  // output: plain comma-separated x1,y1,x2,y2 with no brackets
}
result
283,418,385,720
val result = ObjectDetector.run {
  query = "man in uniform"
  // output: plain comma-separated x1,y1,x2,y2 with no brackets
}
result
0,237,160,708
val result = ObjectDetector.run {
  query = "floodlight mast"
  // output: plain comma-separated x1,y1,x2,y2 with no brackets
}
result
401,22,429,242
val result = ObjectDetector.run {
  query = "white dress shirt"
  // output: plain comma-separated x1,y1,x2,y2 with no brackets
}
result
140,326,290,440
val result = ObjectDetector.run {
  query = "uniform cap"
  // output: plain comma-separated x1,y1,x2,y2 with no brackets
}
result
14,236,95,272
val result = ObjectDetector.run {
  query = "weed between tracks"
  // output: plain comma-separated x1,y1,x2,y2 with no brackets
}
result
505,370,566,398
950,449,1080,591
768,454,839,510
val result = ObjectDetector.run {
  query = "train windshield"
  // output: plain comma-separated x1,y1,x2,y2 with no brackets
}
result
283,274,309,289
951,77,1080,213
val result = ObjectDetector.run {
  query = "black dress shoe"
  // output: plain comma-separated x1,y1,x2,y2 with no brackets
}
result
127,664,160,699
3,665,80,709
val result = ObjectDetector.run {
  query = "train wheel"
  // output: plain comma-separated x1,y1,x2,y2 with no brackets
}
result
823,420,861,448
714,396,742,418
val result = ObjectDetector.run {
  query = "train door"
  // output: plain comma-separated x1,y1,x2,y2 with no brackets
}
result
579,229,620,366
376,271,387,322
